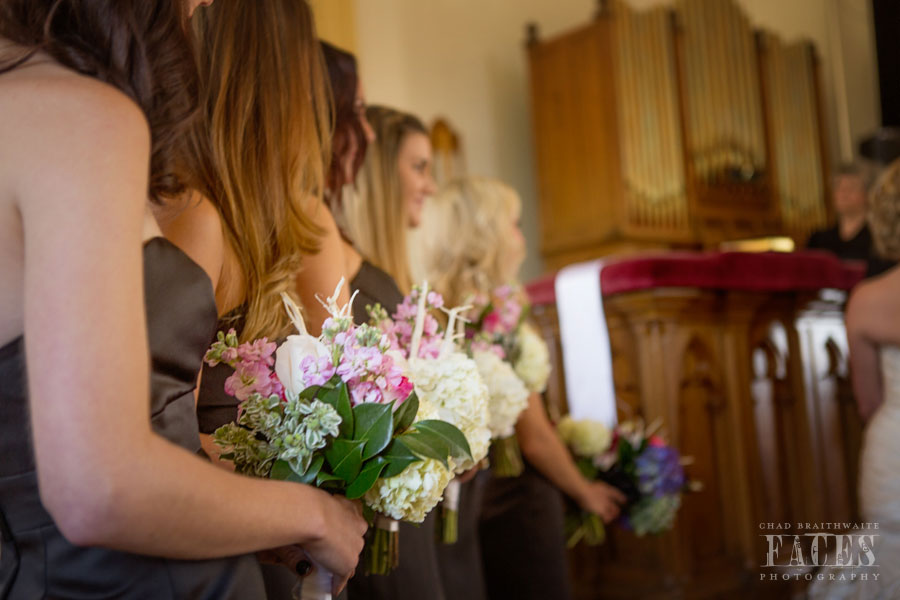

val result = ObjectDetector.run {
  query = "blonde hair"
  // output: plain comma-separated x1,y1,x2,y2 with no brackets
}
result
189,0,330,341
418,176,522,308
868,159,900,261
343,105,427,293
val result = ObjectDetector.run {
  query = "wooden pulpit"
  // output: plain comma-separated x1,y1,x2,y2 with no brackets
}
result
526,251,865,598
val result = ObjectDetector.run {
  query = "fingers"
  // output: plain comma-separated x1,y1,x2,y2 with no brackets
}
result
607,485,627,504
333,571,352,596
256,545,310,571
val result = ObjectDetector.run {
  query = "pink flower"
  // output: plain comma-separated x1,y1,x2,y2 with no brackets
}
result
225,359,283,402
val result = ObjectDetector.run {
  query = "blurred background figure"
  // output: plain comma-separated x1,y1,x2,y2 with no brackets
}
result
806,163,874,262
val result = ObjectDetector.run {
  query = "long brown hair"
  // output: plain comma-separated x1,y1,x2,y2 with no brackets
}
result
344,105,427,293
0,0,198,202
189,0,330,341
321,41,367,194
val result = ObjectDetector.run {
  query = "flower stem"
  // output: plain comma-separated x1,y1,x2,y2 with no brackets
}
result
490,435,524,478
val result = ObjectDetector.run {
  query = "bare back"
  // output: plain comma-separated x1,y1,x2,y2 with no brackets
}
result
0,47,160,347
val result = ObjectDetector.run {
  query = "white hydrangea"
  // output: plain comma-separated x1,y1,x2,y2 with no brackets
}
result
364,456,452,522
513,323,552,394
473,350,530,440
408,352,491,473
557,415,613,458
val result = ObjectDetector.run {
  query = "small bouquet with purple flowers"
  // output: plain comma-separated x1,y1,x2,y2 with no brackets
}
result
558,417,697,547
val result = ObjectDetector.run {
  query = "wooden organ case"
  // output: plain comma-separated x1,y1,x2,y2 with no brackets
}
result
526,0,831,270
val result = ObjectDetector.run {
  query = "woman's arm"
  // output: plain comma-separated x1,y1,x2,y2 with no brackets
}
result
18,78,365,585
516,393,625,522
295,198,350,334
846,283,885,421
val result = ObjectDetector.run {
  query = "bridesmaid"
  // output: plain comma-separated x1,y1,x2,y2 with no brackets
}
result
0,1,365,598
318,49,446,600
418,177,625,600
161,0,366,594
341,106,488,600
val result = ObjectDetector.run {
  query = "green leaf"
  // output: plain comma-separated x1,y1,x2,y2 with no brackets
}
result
381,439,421,478
575,457,598,480
392,392,419,433
352,402,394,460
324,439,365,483
270,459,300,482
362,504,376,525
411,420,472,463
321,382,354,438
298,385,322,401
398,431,450,468
296,455,325,485
316,470,344,487
346,457,388,499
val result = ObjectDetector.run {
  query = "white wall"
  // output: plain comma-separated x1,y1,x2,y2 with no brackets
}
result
355,0,880,278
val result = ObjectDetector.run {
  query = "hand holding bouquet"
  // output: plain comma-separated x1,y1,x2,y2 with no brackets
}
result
557,416,697,547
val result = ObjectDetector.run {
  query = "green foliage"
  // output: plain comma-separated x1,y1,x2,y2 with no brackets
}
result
391,392,419,433
346,457,389,499
380,439,421,478
325,439,365,484
353,402,394,460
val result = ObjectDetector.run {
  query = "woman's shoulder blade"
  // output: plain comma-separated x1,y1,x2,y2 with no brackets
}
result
0,62,148,156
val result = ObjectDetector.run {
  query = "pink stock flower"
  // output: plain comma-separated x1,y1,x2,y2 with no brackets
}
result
298,355,337,387
225,359,284,402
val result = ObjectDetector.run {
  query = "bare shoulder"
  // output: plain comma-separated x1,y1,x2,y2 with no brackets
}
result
0,60,149,175
160,193,226,293
846,267,900,343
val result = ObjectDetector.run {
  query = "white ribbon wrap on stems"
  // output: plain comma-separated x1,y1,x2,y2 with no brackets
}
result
296,566,332,600
443,479,461,511
375,514,400,532
554,260,618,428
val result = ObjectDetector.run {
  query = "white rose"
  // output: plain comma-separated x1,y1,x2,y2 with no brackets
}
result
274,333,331,399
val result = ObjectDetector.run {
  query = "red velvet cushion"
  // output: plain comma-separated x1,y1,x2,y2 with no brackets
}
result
526,251,867,306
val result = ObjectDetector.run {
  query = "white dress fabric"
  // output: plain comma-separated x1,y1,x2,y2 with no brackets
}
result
807,346,900,599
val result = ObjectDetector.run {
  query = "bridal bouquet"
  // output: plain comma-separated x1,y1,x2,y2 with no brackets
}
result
558,416,695,547
465,285,545,477
368,284,491,543
205,283,472,597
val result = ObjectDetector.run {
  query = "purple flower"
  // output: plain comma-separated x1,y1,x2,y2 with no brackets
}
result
635,446,686,497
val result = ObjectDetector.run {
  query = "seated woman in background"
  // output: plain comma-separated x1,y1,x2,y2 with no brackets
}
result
0,1,363,598
161,0,366,595
418,176,625,600
329,96,446,599
808,160,900,599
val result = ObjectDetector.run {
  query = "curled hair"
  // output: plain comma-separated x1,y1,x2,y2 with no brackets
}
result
188,0,330,341
868,159,900,261
343,105,427,293
417,176,523,309
321,41,367,194
0,0,199,202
